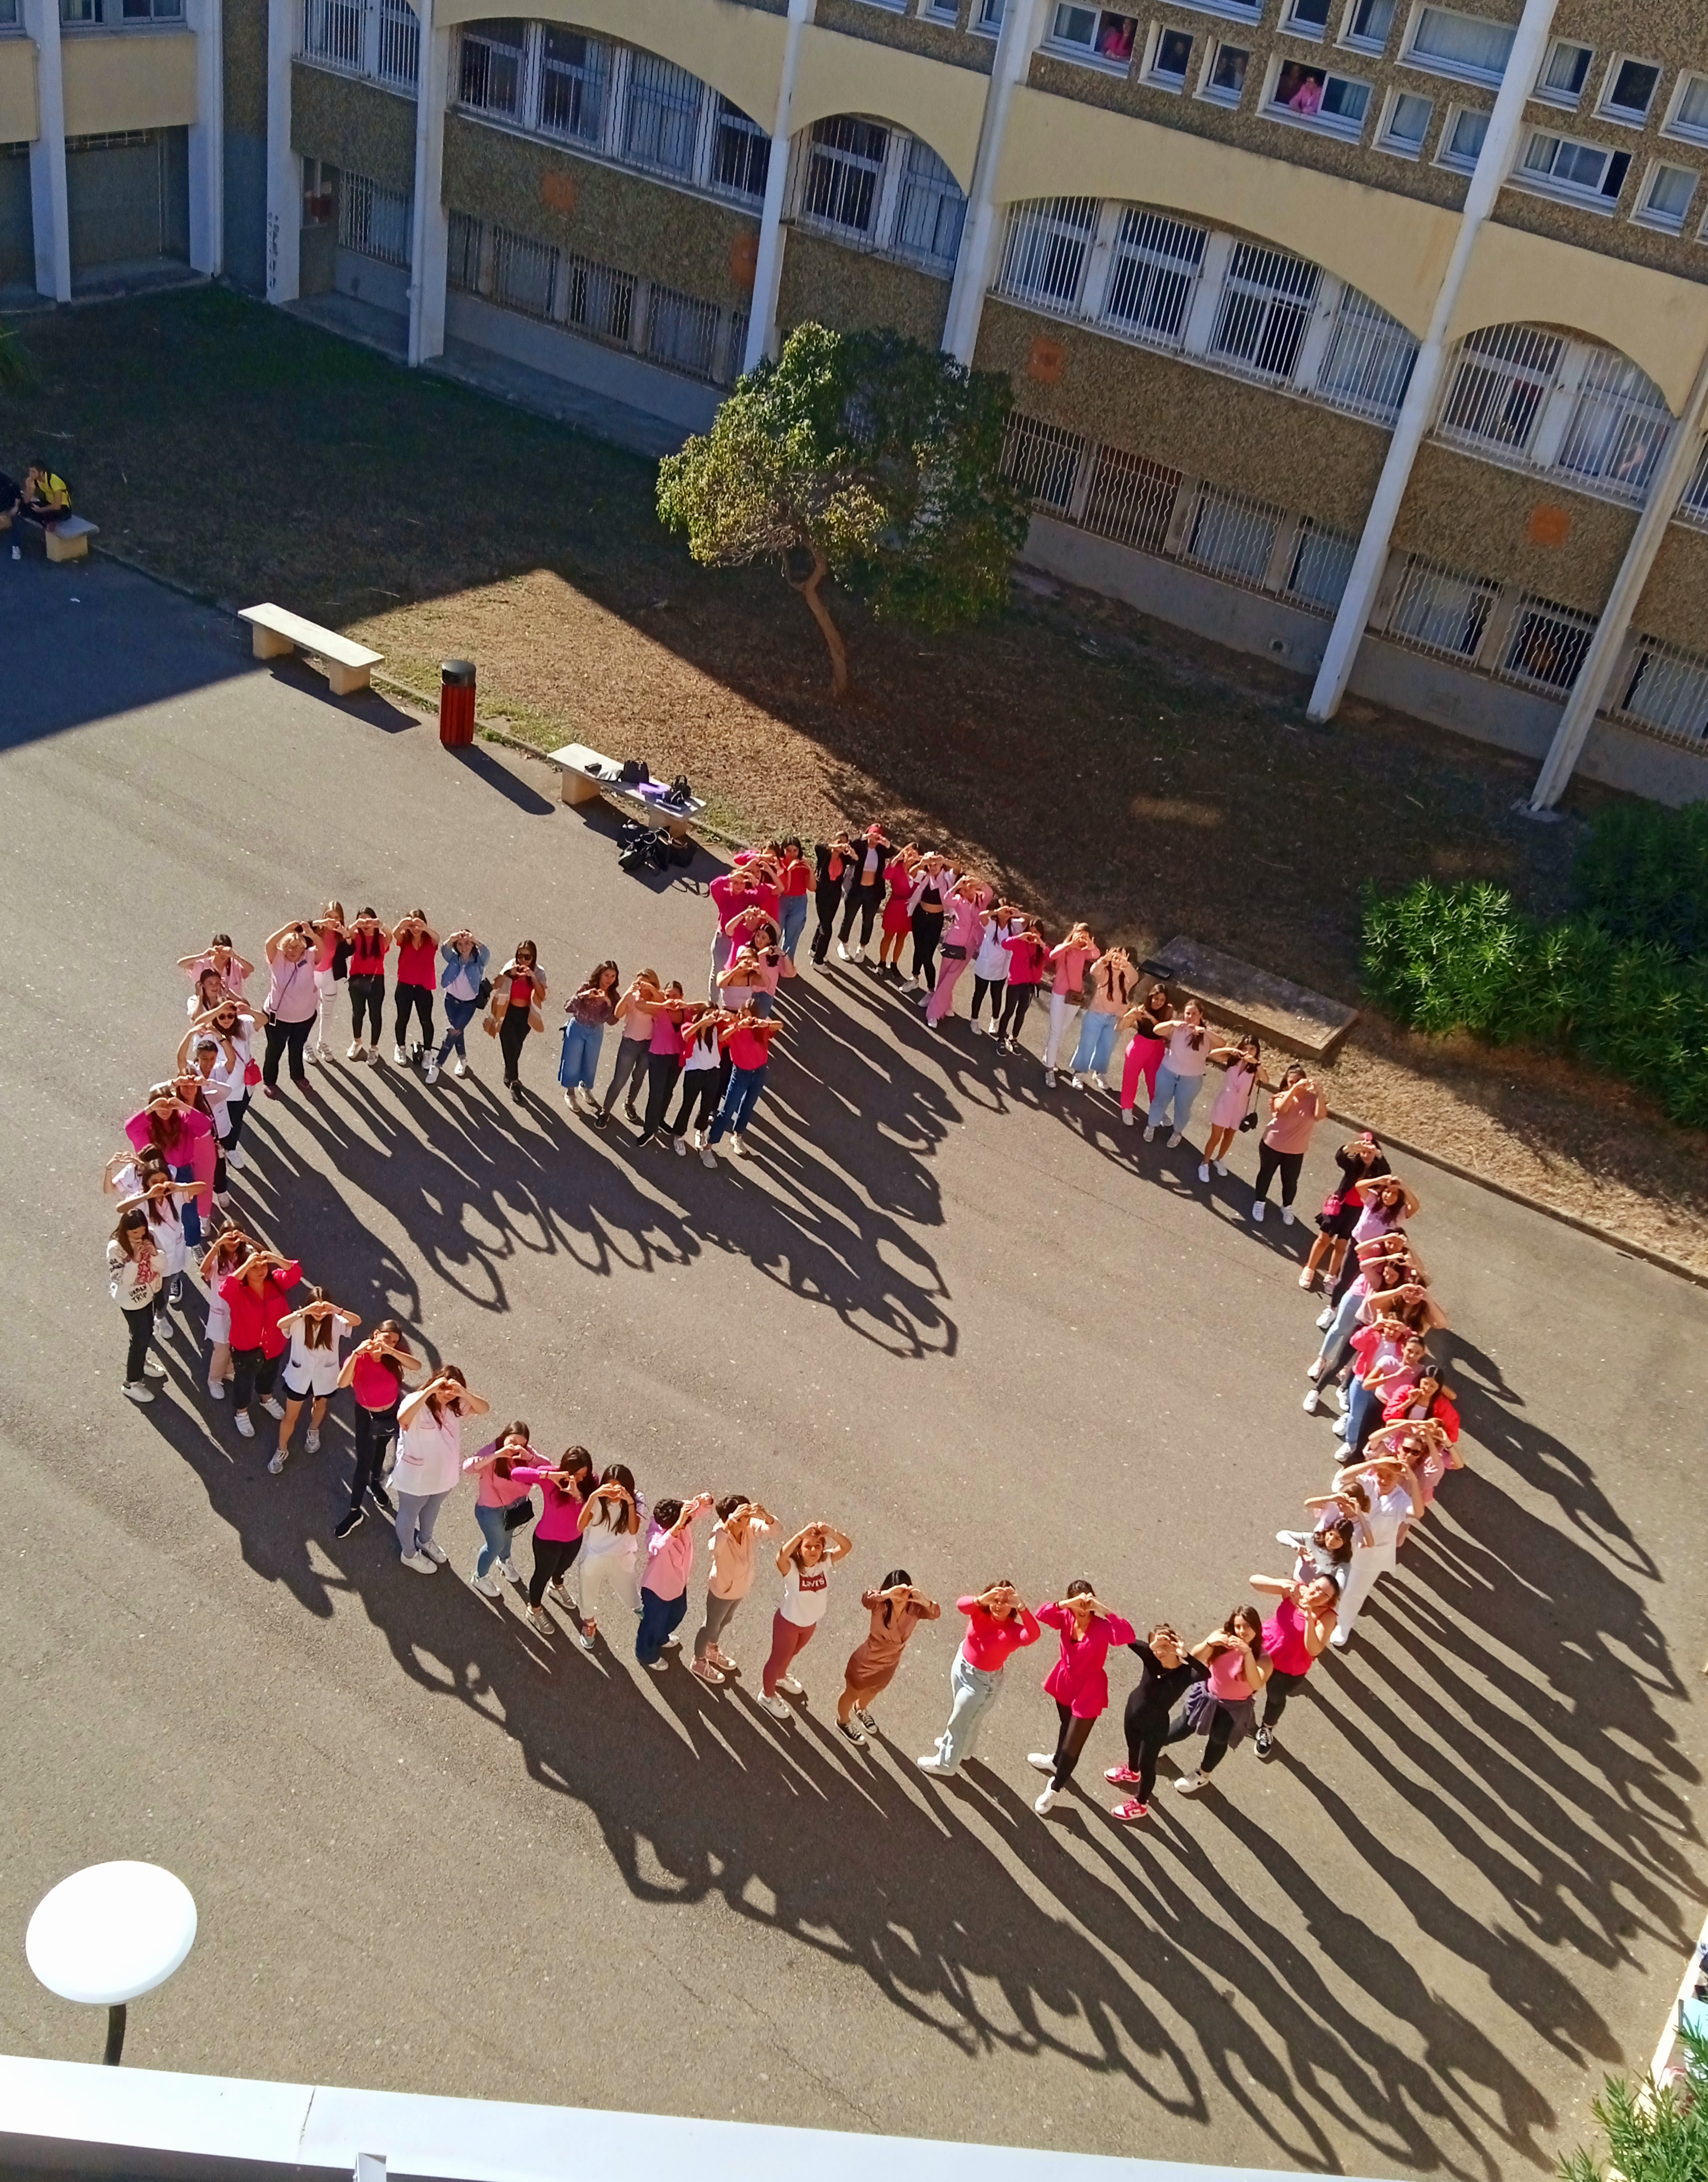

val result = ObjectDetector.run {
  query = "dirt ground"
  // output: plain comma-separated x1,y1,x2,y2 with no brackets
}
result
10,285,1706,1271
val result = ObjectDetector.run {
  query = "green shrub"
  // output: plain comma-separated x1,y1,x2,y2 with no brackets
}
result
1360,878,1708,1130
1573,801,1708,957
1559,2022,1708,2182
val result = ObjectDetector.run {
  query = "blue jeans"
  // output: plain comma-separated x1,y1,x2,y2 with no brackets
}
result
474,1500,518,1580
1318,1282,1366,1374
751,990,775,1019
171,1163,203,1246
709,1064,766,1142
1343,1373,1384,1456
933,1654,1003,1772
637,1586,688,1663
1147,1065,1204,1134
558,1019,604,1092
436,992,479,1065
1071,1012,1120,1077
780,896,809,962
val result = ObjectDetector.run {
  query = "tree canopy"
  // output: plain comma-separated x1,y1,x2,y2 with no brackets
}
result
655,322,1030,695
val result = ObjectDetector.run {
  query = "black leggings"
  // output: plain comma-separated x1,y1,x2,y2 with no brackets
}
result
230,1346,280,1414
971,976,1006,1024
1122,1701,1172,1803
349,1400,399,1510
528,1532,583,1608
122,1303,155,1383
349,974,384,1044
911,911,942,986
840,884,882,948
226,1094,251,1153
395,985,434,1048
1262,1667,1309,1729
262,1015,311,1087
812,884,844,961
671,1070,721,1136
1049,1701,1097,1791
1255,1144,1306,1205
499,1006,532,1084
642,1050,682,1138
997,985,1035,1042
1163,1699,1235,1775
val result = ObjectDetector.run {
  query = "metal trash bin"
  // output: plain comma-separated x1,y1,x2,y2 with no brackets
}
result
439,659,476,748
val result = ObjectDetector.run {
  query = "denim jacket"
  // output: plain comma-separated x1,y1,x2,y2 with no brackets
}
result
439,941,491,1001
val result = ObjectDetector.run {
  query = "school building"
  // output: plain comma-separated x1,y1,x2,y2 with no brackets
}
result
3,0,1707,802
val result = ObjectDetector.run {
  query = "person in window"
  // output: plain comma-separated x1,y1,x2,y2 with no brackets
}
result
1279,64,1325,114
1096,12,1136,61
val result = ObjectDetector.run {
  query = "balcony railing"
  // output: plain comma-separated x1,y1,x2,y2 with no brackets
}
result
298,0,418,90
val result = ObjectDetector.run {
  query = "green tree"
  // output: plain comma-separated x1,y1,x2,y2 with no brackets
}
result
656,322,1030,697
1559,2023,1708,2182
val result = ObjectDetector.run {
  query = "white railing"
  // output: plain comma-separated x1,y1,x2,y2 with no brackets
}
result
1082,443,1182,555
298,0,417,88
338,171,412,265
1495,593,1597,692
1610,636,1708,746
1383,554,1500,663
1180,482,1285,589
647,283,721,380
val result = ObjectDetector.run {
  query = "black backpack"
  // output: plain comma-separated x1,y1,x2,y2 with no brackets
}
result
618,759,650,787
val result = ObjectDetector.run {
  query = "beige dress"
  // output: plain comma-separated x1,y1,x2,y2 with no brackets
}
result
843,1591,939,1697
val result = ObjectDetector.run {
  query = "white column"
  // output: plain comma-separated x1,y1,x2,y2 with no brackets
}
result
187,0,225,275
741,0,812,376
21,0,70,303
266,0,301,303
1305,0,1560,723
941,0,1048,366
1526,341,1708,809
407,0,450,366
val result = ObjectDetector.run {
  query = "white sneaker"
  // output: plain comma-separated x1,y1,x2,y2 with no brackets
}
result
732,1134,751,1159
1167,1130,1182,1148
700,1145,717,1168
500,1560,520,1585
1121,1109,1134,1127
1026,1751,1055,1773
123,1380,156,1404
674,1134,689,1156
1214,1159,1227,1176
420,1537,448,1565
261,1395,285,1419
1302,1387,1320,1414
836,942,851,961
234,1412,255,1438
402,1551,437,1575
1198,1162,1210,1182
759,1692,792,1719
1044,1069,1057,1088
1331,1416,1348,1439
305,1427,321,1453
917,1756,955,1776
1282,1207,1295,1226
453,1058,469,1078
368,1047,380,1066
1034,1786,1058,1815
1317,1305,1335,1330
1329,1627,1351,1650
312,1044,327,1065
423,1059,440,1084
1175,1772,1207,1796
1250,1201,1266,1222
154,1315,176,1343
1142,1124,1156,1142
347,1041,365,1061
268,1448,288,1474
776,1675,805,1696
226,1145,247,1171
472,1569,500,1597
207,1379,226,1399
393,1044,407,1064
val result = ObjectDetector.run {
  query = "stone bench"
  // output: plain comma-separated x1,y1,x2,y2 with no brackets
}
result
239,603,383,697
1145,936,1359,1061
43,514,99,564
545,741,706,841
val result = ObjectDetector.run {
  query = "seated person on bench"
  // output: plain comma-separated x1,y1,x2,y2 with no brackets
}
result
16,463,72,549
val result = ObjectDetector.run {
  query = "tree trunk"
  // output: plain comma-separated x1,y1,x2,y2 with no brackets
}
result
786,547,849,698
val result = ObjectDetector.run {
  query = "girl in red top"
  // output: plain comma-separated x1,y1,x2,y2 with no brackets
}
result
918,1582,1042,1777
345,908,390,1062
704,1005,780,1165
390,910,439,1065
875,844,918,979
220,1247,302,1441
493,939,547,1102
995,919,1048,1054
777,838,813,965
334,1320,422,1536
1029,1581,1137,1815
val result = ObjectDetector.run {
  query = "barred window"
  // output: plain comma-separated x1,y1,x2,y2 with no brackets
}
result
447,210,482,291
1284,520,1358,613
1386,556,1498,661
540,28,607,145
458,20,524,118
1499,597,1594,691
1081,446,1182,555
1437,324,1562,455
893,139,966,270
301,0,365,71
803,117,890,235
1615,641,1708,742
1100,209,1205,349
1182,485,1282,587
994,197,1097,313
648,286,720,381
1315,288,1418,424
563,251,634,344
624,50,703,177
339,172,413,266
1678,438,1708,526
999,413,1087,516
1210,242,1320,383
492,226,559,320
1553,351,1672,499
376,0,417,88
712,98,770,200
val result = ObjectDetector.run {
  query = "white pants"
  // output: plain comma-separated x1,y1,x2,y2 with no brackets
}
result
1045,992,1080,1070
314,968,338,1051
1337,1540,1396,1636
579,1546,640,1626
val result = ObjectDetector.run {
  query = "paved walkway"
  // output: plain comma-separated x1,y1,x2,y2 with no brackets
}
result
0,555,1703,2177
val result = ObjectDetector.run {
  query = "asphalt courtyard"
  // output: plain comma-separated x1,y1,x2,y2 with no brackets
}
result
1,557,1704,2179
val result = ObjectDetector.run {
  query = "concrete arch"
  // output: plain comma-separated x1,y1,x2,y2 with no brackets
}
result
433,0,788,132
789,23,988,191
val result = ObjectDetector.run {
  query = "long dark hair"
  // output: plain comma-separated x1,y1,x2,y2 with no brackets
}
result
111,1207,152,1259
491,1419,531,1477
424,1363,466,1422
588,1460,638,1533
1224,1603,1266,1656
367,1319,408,1390
879,1566,911,1626
301,1286,336,1350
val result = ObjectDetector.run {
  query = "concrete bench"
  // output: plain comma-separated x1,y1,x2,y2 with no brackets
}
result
1145,936,1359,1061
545,740,707,841
239,603,384,697
43,514,99,564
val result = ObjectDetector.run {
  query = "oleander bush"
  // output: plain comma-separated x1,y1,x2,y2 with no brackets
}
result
1572,801,1708,959
1557,2022,1708,2182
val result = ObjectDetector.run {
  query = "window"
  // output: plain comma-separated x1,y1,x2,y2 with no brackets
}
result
64,0,183,19
1615,642,1708,742
1100,208,1207,345
1601,57,1661,123
539,30,607,146
1437,104,1487,169
1210,240,1320,379
893,138,966,269
712,99,770,200
1517,130,1631,205
1000,412,1088,514
447,210,482,290
563,250,634,343
1554,350,1673,496
1378,89,1434,154
1182,485,1283,586
922,0,960,18
1403,8,1515,87
1316,287,1419,421
1081,446,1183,553
1679,439,1708,524
375,0,418,89
1345,0,1396,49
1537,40,1591,105
1048,7,1139,68
0,0,17,24
1438,323,1561,453
301,0,363,70
1266,60,1371,135
492,226,559,319
341,172,413,267
973,0,1005,30
1666,73,1708,147
1285,0,1331,34
1202,42,1248,101
647,286,720,380
1146,27,1194,85
624,50,703,176
1285,521,1358,613
1637,161,1697,233
457,20,523,118
802,117,890,235
994,195,1097,310
1499,597,1595,691
1386,556,1498,661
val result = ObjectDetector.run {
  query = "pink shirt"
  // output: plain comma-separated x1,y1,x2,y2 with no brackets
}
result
351,1352,402,1411
1263,1596,1316,1676
649,1009,684,1058
125,1104,212,1167
1038,1601,1137,1717
1002,933,1047,986
1264,1086,1328,1155
711,876,780,935
464,1440,536,1509
642,1508,708,1599
943,897,984,952
1207,1647,1254,1702
395,939,436,989
1049,942,1100,996
957,1596,1042,1673
507,1466,587,1541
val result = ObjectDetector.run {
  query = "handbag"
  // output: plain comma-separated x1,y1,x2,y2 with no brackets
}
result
1238,1072,1261,1133
528,1005,545,1033
243,1059,262,1086
501,1494,537,1531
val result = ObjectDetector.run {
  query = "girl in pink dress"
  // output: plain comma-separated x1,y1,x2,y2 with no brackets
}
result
1027,1580,1136,1815
925,879,991,1026
1201,1034,1267,1181
875,846,919,978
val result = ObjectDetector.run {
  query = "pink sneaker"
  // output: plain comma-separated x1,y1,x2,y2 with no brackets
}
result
1109,1799,1150,1823
1104,1764,1141,1786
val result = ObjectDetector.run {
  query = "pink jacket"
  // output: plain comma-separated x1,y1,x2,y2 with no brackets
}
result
1038,1601,1137,1717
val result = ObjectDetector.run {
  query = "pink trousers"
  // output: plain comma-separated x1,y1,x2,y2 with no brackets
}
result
1121,1035,1165,1113
925,954,971,1024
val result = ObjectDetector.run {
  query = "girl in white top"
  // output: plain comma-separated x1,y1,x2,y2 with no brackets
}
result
670,1006,730,1157
1145,998,1213,1148
970,909,1022,1036
270,1288,360,1475
1328,1450,1422,1650
575,1463,648,1654
198,1226,254,1400
194,1000,259,1174
393,1366,489,1573
758,1520,853,1719
125,1173,199,1344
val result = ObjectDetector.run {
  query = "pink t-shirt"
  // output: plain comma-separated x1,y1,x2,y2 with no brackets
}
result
943,897,984,952
957,1596,1042,1673
649,1009,684,1057
351,1352,402,1411
1207,1647,1254,1702
264,952,320,1023
643,1510,707,1600
465,1440,537,1509
1037,1601,1137,1717
508,1465,587,1542
1264,1087,1328,1155
1049,942,1100,996
1002,934,1047,986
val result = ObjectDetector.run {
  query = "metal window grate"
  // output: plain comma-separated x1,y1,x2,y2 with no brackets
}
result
1000,412,1088,516
1081,445,1182,555
1497,594,1596,692
993,197,1098,314
375,0,417,87
492,226,560,320
1209,243,1320,385
540,27,608,145
1385,554,1499,661
1612,638,1708,744
1181,483,1284,587
712,98,770,201
647,285,720,380
563,250,634,344
1098,209,1206,351
447,210,482,291
457,24,522,117
1315,288,1418,426
1437,322,1563,456
801,116,890,235
339,172,412,266
893,138,966,272
726,309,750,379
1284,519,1358,614
1678,437,1708,528
300,0,365,71
624,49,703,177
1553,350,1674,502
